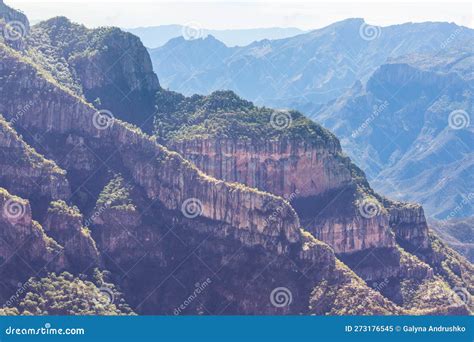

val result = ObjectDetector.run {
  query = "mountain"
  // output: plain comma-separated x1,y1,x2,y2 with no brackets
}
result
149,19,474,221
126,25,305,48
0,1,472,315
26,17,160,130
430,217,474,262
315,60,474,220
149,18,473,109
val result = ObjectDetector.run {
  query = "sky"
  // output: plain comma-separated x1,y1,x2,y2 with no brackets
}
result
6,0,474,30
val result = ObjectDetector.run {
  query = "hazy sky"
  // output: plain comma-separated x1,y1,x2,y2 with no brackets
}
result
7,0,474,29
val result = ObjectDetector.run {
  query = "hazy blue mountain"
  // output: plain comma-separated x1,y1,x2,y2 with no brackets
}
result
126,25,304,48
315,60,473,219
430,217,474,262
149,19,473,111
149,19,474,219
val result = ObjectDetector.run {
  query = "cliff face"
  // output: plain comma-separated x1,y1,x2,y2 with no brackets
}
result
0,1,29,50
0,188,66,295
385,201,430,251
43,201,100,271
159,90,460,311
172,138,351,198
172,137,402,254
0,117,71,221
25,17,160,129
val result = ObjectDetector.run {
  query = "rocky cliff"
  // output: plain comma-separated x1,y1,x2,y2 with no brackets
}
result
0,187,66,302
25,16,160,129
0,0,29,50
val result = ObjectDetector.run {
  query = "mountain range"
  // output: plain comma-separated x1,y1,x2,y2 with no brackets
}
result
0,0,472,316
149,18,474,224
126,25,305,48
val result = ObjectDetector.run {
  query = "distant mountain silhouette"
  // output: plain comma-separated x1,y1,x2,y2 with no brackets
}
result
126,25,305,48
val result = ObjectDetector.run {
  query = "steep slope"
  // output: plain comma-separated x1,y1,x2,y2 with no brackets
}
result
315,62,473,219
0,0,29,50
25,16,160,130
430,217,474,262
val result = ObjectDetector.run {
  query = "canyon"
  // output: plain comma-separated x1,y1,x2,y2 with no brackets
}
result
0,0,472,315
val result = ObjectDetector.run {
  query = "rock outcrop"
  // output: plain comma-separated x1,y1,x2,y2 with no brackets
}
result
171,138,352,198
0,0,29,50
43,200,100,271
25,17,160,129
0,116,71,211
0,188,65,295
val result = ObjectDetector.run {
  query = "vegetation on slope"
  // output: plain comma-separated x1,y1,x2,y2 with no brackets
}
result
0,271,134,315
154,89,340,146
